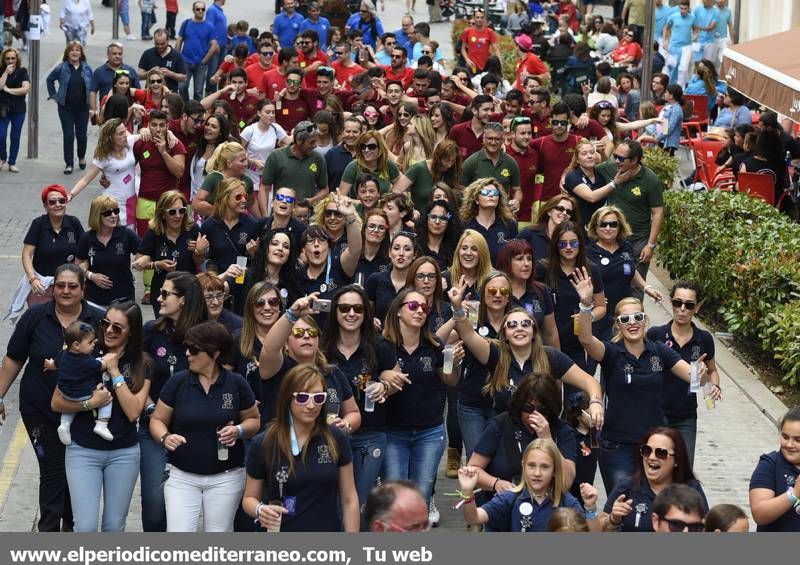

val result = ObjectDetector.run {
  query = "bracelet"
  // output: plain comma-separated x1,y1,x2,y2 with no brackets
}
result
788,488,800,508
159,432,170,447
452,307,466,319
345,215,357,225
578,302,594,313
589,399,603,407
462,497,475,505
344,420,352,434
609,180,617,189
492,477,500,491
644,284,654,292
237,424,244,439
112,376,126,389
254,502,264,523
81,399,91,411
87,271,93,281
380,381,389,395
285,309,300,323
585,508,598,520
145,402,156,415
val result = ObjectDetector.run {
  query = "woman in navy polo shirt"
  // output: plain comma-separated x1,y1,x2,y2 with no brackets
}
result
239,227,301,315
415,199,463,272
22,184,84,307
749,406,800,532
356,210,390,286
518,195,579,263
150,321,260,532
196,272,243,335
322,285,401,508
442,229,493,310
382,288,458,505
496,239,560,348
365,231,416,327
243,364,360,531
140,271,207,531
258,294,361,432
52,300,152,532
77,194,141,307
600,427,708,532
573,269,704,494
312,194,352,253
460,179,518,265
200,178,261,312
0,263,105,532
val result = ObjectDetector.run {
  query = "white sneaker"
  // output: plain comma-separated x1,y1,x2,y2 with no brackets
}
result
125,34,137,40
57,423,72,446
428,497,440,527
93,421,114,441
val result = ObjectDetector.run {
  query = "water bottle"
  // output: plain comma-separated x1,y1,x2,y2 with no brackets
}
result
702,382,716,410
364,382,381,413
217,438,229,461
443,345,455,374
689,361,700,394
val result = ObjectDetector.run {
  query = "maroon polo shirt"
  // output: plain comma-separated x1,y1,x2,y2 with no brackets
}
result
133,139,187,201
448,121,484,159
506,142,541,221
530,133,580,201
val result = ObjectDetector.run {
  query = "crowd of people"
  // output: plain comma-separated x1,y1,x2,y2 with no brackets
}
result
0,0,798,534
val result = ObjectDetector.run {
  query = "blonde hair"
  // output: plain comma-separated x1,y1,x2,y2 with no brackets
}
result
460,178,516,224
639,101,657,120
586,205,632,241
312,194,362,231
93,118,126,161
400,115,436,171
566,138,596,174
511,438,568,507
611,297,647,343
88,194,120,231
354,131,391,180
149,190,193,235
483,307,550,395
212,177,246,220
205,141,245,174
449,229,492,286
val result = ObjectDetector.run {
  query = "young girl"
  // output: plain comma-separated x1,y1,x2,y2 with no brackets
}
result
657,84,684,156
459,438,598,532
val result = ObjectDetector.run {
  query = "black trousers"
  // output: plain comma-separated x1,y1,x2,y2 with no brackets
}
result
22,413,73,532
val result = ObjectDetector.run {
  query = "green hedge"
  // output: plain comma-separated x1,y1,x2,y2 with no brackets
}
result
659,190,800,386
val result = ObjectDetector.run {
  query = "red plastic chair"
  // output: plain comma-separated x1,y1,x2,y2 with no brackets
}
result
738,171,785,207
682,94,709,140
690,138,724,189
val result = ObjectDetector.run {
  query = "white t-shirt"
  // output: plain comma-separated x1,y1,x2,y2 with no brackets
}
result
240,122,287,186
91,135,137,225
190,154,208,201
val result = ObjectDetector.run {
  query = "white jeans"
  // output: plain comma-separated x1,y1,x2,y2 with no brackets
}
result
164,466,245,532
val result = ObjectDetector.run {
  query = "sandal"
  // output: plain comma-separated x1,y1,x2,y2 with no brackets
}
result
8,165,19,173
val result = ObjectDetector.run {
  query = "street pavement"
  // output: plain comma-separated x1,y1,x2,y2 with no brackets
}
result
0,0,787,532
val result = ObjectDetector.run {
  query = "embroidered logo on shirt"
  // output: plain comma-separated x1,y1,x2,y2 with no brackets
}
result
221,393,234,410
631,186,642,196
328,388,340,404
501,168,510,177
309,163,318,173
238,232,248,245
67,232,76,243
497,232,506,244
691,345,702,361
650,356,663,372
317,445,332,464
421,356,433,372
115,242,125,255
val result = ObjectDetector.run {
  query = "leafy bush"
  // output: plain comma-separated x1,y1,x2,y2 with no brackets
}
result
643,146,680,191
659,190,800,386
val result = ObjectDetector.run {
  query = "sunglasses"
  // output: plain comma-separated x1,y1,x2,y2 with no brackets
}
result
616,312,646,325
55,282,81,289
613,154,632,162
149,78,163,84
403,300,430,314
486,286,510,297
366,223,387,232
100,318,126,333
194,7,206,11
233,193,248,202
48,198,67,205
640,445,675,460
659,517,705,533
293,391,328,405
191,115,205,125
671,299,697,311
286,79,302,86
324,209,343,218
204,292,227,303
599,220,619,228
334,51,346,56
428,213,450,223
479,188,500,197
337,303,365,314
101,208,121,217
550,119,569,127
291,327,320,338
275,193,296,204
360,142,379,151
255,297,281,308
160,289,181,299
553,205,575,218
260,50,274,56
505,319,533,329
166,207,187,216
364,111,379,118
185,343,206,355
557,239,580,250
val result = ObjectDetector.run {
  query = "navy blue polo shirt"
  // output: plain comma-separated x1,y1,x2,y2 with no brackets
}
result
604,477,709,532
24,215,84,276
257,216,307,252
200,214,260,275
365,270,402,325
564,168,608,229
356,254,390,286
442,270,480,302
70,353,150,451
647,322,715,421
512,285,555,331
77,227,140,306
600,339,683,444
386,339,446,431
90,62,140,98
246,426,353,532
296,255,352,300
474,413,577,485
329,337,397,432
749,451,800,532
230,329,263,405
138,226,200,307
143,321,189,403
534,262,605,358
159,368,256,475
260,357,353,427
517,226,550,263
324,143,355,191
217,309,243,335
421,245,450,272
588,240,637,336
6,301,104,424
458,325,498,410
488,344,575,414
482,487,584,532
466,217,518,265
428,301,453,333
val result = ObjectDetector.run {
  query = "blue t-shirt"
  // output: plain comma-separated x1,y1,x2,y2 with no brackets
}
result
714,7,732,39
273,11,304,48
299,17,331,50
665,11,695,50
206,2,228,47
178,19,216,65
230,35,256,55
57,351,103,400
692,5,719,44
654,5,677,41
749,451,800,532
482,487,584,532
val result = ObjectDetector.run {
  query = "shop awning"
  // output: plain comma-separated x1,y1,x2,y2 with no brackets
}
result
721,28,800,120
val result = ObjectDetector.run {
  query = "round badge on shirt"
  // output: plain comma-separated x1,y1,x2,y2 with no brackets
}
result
320,283,327,293
600,257,610,266
519,502,533,516
478,326,490,337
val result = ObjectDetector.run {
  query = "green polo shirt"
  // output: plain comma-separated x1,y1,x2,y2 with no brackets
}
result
200,171,255,204
261,145,329,200
597,160,664,240
461,149,521,193
404,160,435,212
340,160,400,196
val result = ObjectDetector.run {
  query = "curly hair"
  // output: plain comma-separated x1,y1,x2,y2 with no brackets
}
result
460,178,516,224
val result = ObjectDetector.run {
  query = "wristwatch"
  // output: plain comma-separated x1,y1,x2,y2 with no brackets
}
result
647,242,657,249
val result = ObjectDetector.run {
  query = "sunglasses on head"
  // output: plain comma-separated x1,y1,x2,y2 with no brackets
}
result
48,197,67,205
337,303,365,314
403,300,430,314
100,318,126,333
293,391,328,406
185,343,207,356
318,66,333,73
479,188,500,197
101,208,121,218
557,239,580,250
115,69,130,75
360,142,379,151
275,193,296,204
511,116,531,130
599,220,619,228
640,444,675,460
366,223,386,232
550,119,569,127
553,204,575,218
616,312,646,325
659,517,704,533
596,100,614,109
671,299,697,310
255,297,281,308
291,327,320,338
166,207,187,216
486,286,510,297
505,318,533,329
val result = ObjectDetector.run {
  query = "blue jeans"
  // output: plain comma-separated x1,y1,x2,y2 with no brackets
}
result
181,63,207,101
457,402,493,459
0,110,25,165
598,439,639,494
65,443,140,532
205,52,221,94
385,424,445,505
57,105,89,167
140,10,154,37
668,416,697,468
350,430,387,510
138,424,167,532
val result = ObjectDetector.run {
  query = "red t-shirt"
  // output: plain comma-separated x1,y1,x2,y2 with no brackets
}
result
529,109,552,139
245,52,260,66
448,121,483,159
383,66,415,90
245,61,271,90
331,61,365,91
530,134,580,201
133,138,188,201
460,27,497,72
276,93,316,132
515,53,548,89
506,142,541,220
571,119,607,141
260,68,288,100
168,119,200,199
557,2,579,33
228,94,261,130
611,40,643,63
298,49,330,89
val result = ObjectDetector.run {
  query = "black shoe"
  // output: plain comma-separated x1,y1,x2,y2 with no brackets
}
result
78,161,86,170
63,166,73,175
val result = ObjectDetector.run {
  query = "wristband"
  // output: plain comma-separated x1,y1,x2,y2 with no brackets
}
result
254,502,264,523
145,402,156,415
112,376,125,386
159,432,170,447
647,242,657,249
87,271,93,281
452,307,466,319
609,180,617,189
81,399,91,411
644,284,654,292
585,508,598,520
589,399,603,407
492,477,500,491
788,488,800,508
579,302,594,313
345,215,357,225
237,424,244,438
285,309,300,323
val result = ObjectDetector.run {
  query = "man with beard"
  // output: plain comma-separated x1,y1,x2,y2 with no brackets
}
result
297,29,329,89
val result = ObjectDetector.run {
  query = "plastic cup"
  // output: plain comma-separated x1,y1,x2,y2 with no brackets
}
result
235,256,247,284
